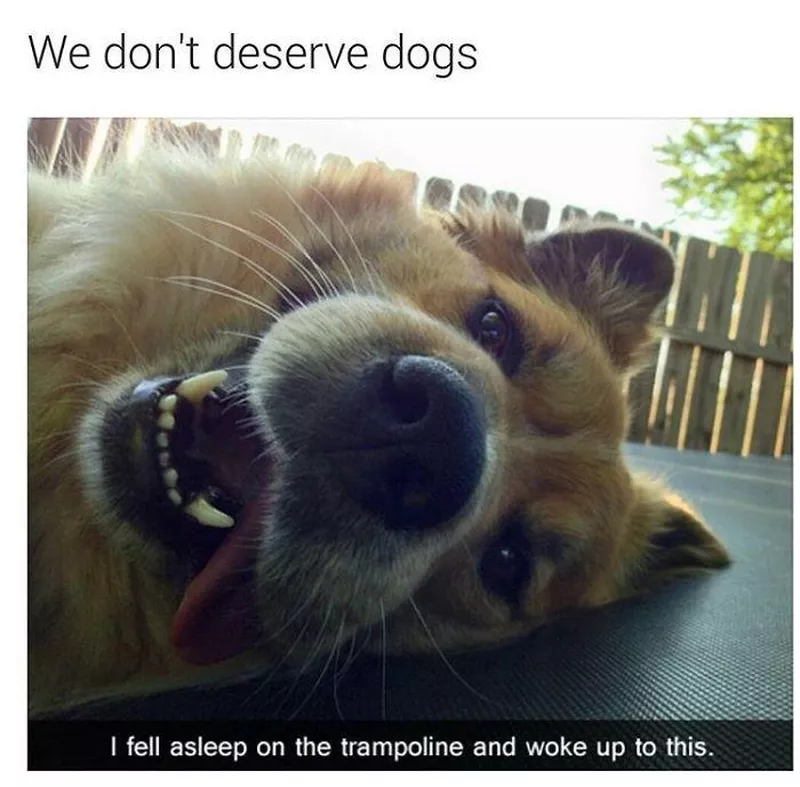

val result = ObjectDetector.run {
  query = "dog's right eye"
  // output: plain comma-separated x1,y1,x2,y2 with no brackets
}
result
479,522,533,607
466,298,524,376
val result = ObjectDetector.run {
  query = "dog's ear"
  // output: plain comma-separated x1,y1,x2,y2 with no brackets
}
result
527,223,675,369
628,479,730,590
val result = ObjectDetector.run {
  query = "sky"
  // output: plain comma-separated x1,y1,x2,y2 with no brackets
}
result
181,118,729,243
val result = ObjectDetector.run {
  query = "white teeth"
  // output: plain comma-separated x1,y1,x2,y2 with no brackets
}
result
176,370,228,405
154,371,234,526
183,494,235,529
157,412,176,431
158,394,178,412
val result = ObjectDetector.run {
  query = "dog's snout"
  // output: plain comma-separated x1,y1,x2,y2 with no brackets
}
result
330,355,487,532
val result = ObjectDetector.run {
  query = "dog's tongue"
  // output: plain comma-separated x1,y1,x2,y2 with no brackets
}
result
169,495,267,664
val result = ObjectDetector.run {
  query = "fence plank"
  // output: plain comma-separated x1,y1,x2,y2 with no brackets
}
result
750,260,793,455
560,205,588,224
285,143,317,169
252,134,280,157
51,118,100,175
28,118,67,172
423,177,454,209
626,345,659,443
95,118,134,170
223,129,243,162
521,197,549,232
650,238,711,447
683,245,741,451
781,387,792,456
594,210,618,223
179,122,223,156
717,252,776,454
319,153,353,174
457,183,487,210
491,190,519,214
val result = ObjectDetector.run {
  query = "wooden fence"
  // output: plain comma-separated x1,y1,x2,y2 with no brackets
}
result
28,118,793,459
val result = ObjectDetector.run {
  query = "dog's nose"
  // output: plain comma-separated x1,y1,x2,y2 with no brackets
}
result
330,355,487,531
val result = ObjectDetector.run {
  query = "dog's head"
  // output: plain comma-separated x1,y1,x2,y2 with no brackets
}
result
30,149,729,691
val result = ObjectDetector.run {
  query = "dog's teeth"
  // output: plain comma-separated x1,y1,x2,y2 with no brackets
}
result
156,432,169,448
162,468,178,488
167,489,183,507
158,394,178,412
183,494,235,529
157,412,176,431
158,451,171,468
176,370,228,405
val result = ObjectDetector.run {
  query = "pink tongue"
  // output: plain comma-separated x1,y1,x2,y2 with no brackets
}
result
169,503,264,665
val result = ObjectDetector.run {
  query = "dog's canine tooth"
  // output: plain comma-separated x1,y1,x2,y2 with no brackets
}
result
156,432,169,448
158,451,171,468
158,394,178,413
176,370,228,406
157,412,176,431
162,468,178,488
183,494,235,529
167,489,183,507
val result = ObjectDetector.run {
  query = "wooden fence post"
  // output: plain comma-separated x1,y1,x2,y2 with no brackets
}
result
682,245,741,451
717,252,776,454
749,259,793,455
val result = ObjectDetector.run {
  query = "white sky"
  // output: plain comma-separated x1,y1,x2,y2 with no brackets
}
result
190,118,729,241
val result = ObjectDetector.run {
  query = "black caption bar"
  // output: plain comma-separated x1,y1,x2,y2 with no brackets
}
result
29,720,791,770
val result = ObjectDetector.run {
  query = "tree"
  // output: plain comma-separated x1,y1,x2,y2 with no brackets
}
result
655,118,793,259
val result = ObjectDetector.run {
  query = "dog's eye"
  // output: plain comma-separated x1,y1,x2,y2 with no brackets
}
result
479,523,533,606
466,298,523,376
477,307,509,355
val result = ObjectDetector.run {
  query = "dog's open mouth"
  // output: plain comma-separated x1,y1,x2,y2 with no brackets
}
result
100,359,272,664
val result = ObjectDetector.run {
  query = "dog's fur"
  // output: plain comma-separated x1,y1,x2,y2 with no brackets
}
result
28,142,729,714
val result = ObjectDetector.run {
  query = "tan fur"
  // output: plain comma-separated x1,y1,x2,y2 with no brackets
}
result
28,143,729,714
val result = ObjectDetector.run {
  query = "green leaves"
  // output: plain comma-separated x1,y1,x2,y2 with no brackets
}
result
655,118,793,259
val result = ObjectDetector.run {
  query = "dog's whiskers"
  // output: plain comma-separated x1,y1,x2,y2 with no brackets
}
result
309,185,387,297
51,379,105,394
379,599,388,720
60,354,121,377
259,172,357,295
38,446,82,472
332,624,361,721
287,613,347,720
99,304,147,367
270,597,335,716
159,211,311,311
219,329,263,344
237,599,317,711
162,276,279,319
251,209,338,299
408,596,499,709
30,426,76,442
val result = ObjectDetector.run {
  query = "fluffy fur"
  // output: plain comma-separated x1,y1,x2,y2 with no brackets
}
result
28,143,730,714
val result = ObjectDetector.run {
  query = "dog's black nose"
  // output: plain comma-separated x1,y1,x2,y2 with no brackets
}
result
330,355,487,531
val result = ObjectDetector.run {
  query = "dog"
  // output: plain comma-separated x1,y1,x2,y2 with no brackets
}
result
28,139,730,714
